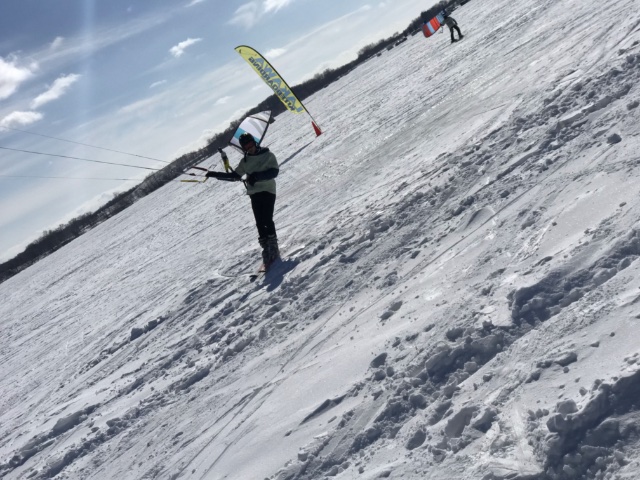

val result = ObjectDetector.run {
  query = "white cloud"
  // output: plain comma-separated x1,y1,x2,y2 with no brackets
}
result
0,56,34,100
265,48,286,59
169,38,202,58
31,73,81,109
0,111,43,128
186,0,205,6
259,4,397,84
214,96,231,105
118,93,167,116
174,128,215,157
150,80,167,89
230,2,261,28
50,37,65,50
30,8,178,74
263,0,295,13
230,0,296,28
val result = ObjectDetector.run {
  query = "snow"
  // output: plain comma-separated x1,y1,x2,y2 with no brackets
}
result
2,0,640,478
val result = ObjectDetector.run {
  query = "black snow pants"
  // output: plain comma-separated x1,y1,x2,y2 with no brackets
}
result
449,25,463,41
250,191,277,239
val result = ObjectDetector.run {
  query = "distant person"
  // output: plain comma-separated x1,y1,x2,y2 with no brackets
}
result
443,14,464,43
206,133,280,271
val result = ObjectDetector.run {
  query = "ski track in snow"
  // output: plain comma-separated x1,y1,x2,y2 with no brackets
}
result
2,0,640,479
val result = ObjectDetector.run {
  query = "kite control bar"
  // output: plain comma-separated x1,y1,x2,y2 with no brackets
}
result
181,165,209,183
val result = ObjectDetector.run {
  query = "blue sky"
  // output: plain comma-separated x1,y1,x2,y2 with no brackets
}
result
0,0,425,262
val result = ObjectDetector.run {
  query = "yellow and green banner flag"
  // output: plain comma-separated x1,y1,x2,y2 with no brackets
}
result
235,45,306,114
235,45,322,136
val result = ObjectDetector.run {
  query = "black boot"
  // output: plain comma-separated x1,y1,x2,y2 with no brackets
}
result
258,237,269,265
266,234,280,263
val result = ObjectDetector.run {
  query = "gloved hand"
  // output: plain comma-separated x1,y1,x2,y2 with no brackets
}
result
246,173,257,186
206,171,222,178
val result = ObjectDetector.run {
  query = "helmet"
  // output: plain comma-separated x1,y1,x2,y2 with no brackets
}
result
239,132,256,147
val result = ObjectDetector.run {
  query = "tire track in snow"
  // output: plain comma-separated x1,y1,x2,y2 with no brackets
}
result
165,387,263,478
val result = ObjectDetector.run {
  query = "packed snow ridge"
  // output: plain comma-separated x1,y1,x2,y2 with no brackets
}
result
2,0,640,479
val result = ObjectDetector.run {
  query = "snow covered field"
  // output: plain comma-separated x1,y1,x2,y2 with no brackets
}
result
2,0,640,478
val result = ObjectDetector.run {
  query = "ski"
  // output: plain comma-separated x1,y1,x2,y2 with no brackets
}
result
217,246,303,282
249,261,273,282
249,272,263,282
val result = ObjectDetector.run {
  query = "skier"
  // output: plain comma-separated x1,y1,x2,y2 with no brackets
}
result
206,132,280,271
443,14,463,43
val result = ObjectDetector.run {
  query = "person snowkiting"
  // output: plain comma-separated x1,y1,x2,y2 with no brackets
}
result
443,14,463,43
206,133,281,270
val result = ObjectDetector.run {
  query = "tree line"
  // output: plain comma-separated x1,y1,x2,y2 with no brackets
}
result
0,1,458,285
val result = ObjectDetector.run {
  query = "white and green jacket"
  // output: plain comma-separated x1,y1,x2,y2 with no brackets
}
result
207,147,279,195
